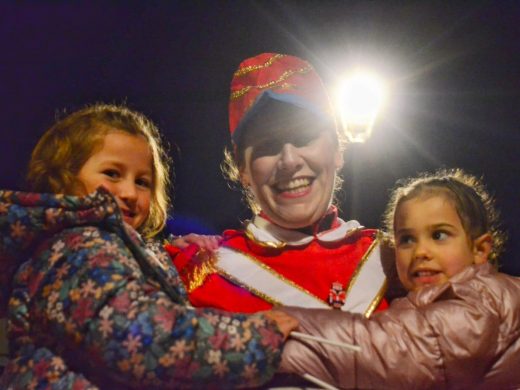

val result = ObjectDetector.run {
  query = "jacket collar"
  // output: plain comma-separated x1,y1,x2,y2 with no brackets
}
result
0,188,186,317
408,263,495,306
0,188,125,317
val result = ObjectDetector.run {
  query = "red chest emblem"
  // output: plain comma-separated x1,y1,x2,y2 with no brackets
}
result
328,281,346,309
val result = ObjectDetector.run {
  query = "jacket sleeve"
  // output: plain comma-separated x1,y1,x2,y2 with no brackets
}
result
9,227,283,388
279,286,500,389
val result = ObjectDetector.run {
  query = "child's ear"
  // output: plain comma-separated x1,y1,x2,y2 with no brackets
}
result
473,233,493,264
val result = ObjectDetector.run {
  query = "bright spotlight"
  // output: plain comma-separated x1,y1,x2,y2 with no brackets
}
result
335,71,387,143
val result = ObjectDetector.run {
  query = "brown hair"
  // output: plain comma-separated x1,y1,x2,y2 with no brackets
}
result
382,168,506,265
27,103,171,238
221,100,346,213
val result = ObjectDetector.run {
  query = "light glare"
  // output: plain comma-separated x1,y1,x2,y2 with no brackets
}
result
336,71,387,143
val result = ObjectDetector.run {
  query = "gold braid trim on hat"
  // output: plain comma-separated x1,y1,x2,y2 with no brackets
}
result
230,66,313,101
233,53,286,78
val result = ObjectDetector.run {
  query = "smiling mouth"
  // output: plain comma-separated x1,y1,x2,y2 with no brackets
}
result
413,270,440,277
412,269,442,284
121,209,136,219
275,177,313,194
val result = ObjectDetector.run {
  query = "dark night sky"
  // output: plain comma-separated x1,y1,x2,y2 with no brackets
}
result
1,1,519,275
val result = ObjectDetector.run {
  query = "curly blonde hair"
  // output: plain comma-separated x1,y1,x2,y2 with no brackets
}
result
27,103,171,238
382,168,506,266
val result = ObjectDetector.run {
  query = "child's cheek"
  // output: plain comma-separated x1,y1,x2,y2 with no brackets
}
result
395,251,412,289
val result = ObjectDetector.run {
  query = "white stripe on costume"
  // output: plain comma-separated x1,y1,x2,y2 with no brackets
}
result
215,241,386,315
216,246,330,309
342,240,387,316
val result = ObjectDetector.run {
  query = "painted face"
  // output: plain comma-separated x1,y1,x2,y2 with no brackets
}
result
240,113,343,229
76,130,153,230
394,194,488,292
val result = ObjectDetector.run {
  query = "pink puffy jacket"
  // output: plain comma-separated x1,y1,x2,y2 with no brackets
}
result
280,263,520,389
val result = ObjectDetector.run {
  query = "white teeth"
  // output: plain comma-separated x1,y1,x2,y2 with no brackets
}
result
414,270,438,277
277,178,312,192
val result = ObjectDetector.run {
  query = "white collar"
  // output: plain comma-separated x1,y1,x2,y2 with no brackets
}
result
245,214,363,247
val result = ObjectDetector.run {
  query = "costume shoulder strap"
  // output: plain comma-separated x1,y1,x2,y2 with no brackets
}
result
215,246,330,308
343,233,388,317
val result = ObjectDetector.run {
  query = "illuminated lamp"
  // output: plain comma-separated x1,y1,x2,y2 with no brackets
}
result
335,71,387,143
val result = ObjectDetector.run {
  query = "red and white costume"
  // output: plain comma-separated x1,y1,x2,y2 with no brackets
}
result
167,207,389,316
166,53,393,317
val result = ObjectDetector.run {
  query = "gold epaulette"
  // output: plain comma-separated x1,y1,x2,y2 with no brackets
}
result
181,249,218,293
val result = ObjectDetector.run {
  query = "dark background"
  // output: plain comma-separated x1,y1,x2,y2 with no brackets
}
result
1,1,519,275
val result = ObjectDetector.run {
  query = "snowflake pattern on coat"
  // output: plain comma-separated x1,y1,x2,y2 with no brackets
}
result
0,189,283,389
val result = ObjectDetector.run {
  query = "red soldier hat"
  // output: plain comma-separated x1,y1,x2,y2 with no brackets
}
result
229,53,335,143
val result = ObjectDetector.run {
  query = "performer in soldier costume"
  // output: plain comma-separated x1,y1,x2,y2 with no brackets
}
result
168,53,396,316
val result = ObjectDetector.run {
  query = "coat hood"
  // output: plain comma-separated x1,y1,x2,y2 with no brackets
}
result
0,188,121,316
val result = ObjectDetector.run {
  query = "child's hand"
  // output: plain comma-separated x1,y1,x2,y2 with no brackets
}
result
263,310,299,340
171,233,222,252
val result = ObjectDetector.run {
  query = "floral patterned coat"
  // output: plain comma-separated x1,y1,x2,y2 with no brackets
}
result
0,189,283,389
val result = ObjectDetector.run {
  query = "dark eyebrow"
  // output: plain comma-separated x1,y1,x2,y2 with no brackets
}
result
395,228,413,236
430,223,456,230
396,223,456,236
